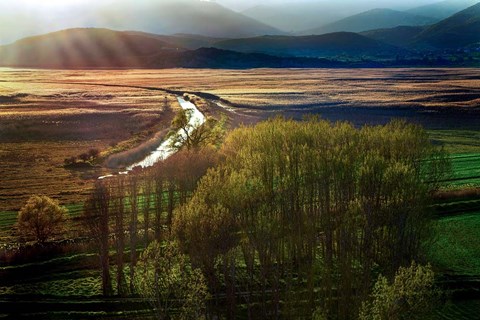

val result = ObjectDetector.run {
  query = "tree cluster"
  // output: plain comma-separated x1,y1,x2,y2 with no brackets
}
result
82,117,448,319
82,148,219,297
173,118,448,319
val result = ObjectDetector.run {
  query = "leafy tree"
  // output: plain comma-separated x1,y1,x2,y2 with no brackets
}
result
359,262,440,320
182,117,449,318
16,195,67,243
173,167,239,314
168,108,225,151
136,240,209,320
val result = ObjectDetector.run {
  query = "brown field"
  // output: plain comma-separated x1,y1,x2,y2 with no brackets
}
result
1,67,480,211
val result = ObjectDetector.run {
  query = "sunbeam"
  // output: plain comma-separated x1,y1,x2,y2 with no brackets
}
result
16,0,93,7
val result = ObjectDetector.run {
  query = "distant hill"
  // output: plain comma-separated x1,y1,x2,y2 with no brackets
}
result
125,32,226,50
148,47,347,69
0,28,182,68
301,8,437,35
105,0,283,38
361,26,426,47
0,0,283,45
241,4,349,33
413,2,480,49
406,0,478,20
212,33,403,58
240,1,440,33
0,28,347,69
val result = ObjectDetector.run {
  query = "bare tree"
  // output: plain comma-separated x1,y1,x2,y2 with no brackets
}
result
142,173,153,246
83,181,113,296
128,173,140,293
111,176,128,296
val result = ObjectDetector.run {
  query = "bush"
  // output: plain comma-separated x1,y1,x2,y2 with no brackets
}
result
359,262,440,320
135,240,209,320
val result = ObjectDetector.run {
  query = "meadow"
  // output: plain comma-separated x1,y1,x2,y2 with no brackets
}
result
1,68,479,210
0,68,479,319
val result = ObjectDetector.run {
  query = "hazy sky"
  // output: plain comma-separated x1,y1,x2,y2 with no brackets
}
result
0,0,465,44
5,0,444,12
214,0,441,11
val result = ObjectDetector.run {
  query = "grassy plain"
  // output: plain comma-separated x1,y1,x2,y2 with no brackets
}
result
1,68,479,211
0,69,182,211
430,213,480,275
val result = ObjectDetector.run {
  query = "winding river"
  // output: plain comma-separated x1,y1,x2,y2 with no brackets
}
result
99,96,206,179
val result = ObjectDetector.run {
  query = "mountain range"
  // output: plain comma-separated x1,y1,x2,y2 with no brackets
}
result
362,2,480,49
2,0,478,45
241,3,357,33
0,0,283,45
0,28,350,69
0,1,479,69
413,1,480,48
406,0,479,20
97,0,283,38
212,33,402,58
0,28,179,68
239,0,477,33
301,8,437,35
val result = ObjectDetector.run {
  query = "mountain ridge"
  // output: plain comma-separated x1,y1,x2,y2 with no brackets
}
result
301,8,437,35
0,28,348,69
0,0,284,45
412,2,480,49
406,0,479,20
212,32,404,58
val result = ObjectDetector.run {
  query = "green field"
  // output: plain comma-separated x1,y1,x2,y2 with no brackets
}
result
428,130,480,320
436,300,480,320
443,153,480,188
429,213,480,275
429,130,480,154
429,130,480,188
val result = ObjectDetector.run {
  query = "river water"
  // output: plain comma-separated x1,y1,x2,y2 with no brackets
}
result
99,96,205,179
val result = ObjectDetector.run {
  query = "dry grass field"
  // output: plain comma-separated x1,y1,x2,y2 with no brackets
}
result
0,69,182,211
1,68,479,212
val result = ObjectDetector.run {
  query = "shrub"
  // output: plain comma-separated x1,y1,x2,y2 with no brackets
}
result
136,240,209,320
359,262,440,320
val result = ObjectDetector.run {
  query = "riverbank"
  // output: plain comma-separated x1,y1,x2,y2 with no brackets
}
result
98,96,206,179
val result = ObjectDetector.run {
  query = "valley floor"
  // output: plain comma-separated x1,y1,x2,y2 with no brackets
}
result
0,68,479,319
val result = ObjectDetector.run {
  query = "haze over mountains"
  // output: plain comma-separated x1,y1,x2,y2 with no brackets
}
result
0,28,349,69
1,0,478,45
0,0,283,45
362,2,480,49
301,9,437,35
241,3,362,33
239,0,472,32
0,0,479,69
406,0,479,19
414,2,480,48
